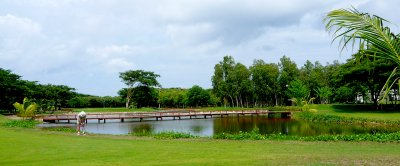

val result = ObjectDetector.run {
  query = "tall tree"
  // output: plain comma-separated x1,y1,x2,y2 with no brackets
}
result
119,70,160,109
0,68,24,110
212,56,236,107
288,79,310,105
278,56,300,105
229,63,251,107
340,55,396,105
250,59,279,106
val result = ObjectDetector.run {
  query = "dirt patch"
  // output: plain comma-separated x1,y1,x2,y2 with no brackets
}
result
4,115,22,120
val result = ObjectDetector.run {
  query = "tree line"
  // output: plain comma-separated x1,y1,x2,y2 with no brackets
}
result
1,51,398,112
0,68,131,112
211,54,397,108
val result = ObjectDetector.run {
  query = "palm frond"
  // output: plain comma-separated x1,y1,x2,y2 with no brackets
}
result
379,67,399,104
13,102,24,113
325,7,400,66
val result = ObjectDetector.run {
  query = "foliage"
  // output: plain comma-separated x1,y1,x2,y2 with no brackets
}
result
153,131,198,139
334,86,355,103
288,79,309,104
250,59,280,107
13,98,38,119
44,127,76,133
278,56,300,105
315,87,333,104
292,97,316,112
68,96,124,108
0,68,77,112
133,131,197,139
158,88,188,108
214,130,400,142
295,111,400,125
3,120,39,128
325,7,399,66
212,56,238,107
186,85,211,107
119,70,160,109
0,68,23,111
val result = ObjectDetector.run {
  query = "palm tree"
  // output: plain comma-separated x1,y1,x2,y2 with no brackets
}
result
324,7,400,103
13,98,38,120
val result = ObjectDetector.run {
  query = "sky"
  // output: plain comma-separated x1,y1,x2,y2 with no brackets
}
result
1,0,399,96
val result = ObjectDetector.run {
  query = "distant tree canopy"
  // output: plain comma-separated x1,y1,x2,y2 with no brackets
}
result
186,85,211,107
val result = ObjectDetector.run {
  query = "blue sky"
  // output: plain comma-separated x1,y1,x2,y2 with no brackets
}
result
1,0,399,96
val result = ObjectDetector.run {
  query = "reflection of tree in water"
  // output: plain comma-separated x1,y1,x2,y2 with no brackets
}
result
214,115,288,134
214,116,240,134
131,123,154,135
190,125,204,133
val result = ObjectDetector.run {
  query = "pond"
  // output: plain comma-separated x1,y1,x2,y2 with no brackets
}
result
38,115,399,137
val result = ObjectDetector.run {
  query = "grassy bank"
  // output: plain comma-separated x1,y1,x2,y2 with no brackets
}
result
312,104,400,121
1,126,400,165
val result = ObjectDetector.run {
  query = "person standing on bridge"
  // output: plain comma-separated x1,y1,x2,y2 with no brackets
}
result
77,111,86,135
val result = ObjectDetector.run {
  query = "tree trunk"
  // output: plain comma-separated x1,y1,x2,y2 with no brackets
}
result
126,88,133,109
125,97,130,109
239,95,244,108
229,95,234,107
235,96,239,108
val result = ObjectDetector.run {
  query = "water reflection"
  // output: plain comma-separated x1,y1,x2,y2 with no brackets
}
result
38,115,400,136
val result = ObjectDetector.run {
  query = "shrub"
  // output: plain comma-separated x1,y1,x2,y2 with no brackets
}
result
44,127,76,133
13,98,38,120
132,131,198,139
213,130,400,142
3,120,39,128
153,131,197,139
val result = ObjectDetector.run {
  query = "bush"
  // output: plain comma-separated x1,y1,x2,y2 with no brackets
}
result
44,127,76,133
133,131,197,139
154,131,197,139
294,111,400,125
213,130,400,142
3,120,39,128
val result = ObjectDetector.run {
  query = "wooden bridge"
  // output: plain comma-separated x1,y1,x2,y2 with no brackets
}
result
42,110,292,123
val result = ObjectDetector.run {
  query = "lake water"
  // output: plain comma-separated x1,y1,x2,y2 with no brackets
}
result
38,115,399,136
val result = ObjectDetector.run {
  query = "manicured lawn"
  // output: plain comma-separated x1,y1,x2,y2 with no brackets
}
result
1,127,400,165
313,104,400,121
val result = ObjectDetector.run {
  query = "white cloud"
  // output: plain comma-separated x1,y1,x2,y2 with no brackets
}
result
0,14,41,37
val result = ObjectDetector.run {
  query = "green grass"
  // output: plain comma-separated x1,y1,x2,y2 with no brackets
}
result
72,107,157,113
1,127,400,165
312,104,400,121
